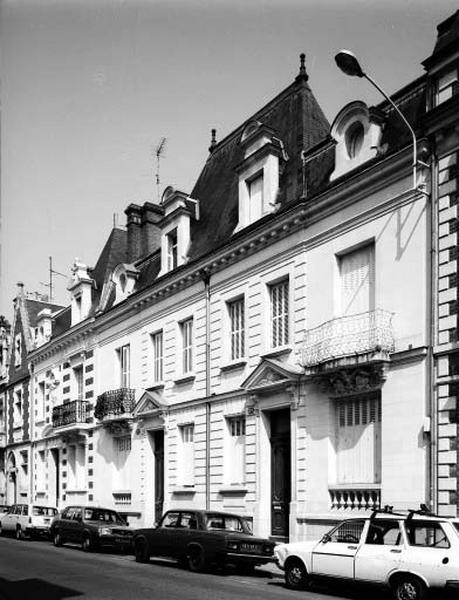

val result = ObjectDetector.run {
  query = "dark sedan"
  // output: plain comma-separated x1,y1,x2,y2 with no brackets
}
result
50,506,133,552
133,509,276,572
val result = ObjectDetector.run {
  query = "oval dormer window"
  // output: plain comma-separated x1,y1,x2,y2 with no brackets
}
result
345,121,364,158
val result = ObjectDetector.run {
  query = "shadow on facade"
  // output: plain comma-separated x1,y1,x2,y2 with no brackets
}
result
0,578,82,600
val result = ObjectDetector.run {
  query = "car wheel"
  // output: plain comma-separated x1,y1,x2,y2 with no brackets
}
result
188,547,206,573
53,530,63,547
285,558,308,590
82,534,94,552
392,575,426,600
16,527,24,541
134,537,150,563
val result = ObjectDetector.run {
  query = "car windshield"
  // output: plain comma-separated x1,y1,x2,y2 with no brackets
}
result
205,514,246,532
32,506,57,517
83,509,125,524
452,522,459,535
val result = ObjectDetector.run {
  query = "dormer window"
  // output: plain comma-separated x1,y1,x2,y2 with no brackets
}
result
158,187,199,276
112,263,139,305
435,67,458,106
167,228,178,271
330,101,385,181
68,259,95,326
14,334,22,367
235,120,287,232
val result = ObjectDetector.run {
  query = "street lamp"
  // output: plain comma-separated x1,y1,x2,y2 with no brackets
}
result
335,50,418,190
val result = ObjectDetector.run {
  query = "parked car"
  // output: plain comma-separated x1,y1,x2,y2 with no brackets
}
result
50,506,133,552
274,507,459,600
0,503,57,539
0,505,9,515
133,509,276,572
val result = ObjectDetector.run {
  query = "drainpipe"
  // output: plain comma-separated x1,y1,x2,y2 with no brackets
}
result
428,154,438,514
200,270,211,510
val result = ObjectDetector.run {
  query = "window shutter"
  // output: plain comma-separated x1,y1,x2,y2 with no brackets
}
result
340,245,374,315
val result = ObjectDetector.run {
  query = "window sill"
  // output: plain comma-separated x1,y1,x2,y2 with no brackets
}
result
220,360,247,373
172,485,196,494
13,423,23,430
261,347,292,360
174,374,195,385
219,485,248,495
65,488,88,494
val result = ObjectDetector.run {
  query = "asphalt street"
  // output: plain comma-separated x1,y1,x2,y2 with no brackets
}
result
0,535,391,600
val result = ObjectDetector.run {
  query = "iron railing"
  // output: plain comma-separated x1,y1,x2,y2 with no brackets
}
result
94,388,135,420
301,309,394,368
52,400,88,428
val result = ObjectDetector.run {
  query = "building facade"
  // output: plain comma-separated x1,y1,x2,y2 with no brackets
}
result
2,10,459,542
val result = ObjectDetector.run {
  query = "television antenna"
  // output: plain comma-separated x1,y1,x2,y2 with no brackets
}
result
39,256,67,302
154,137,167,202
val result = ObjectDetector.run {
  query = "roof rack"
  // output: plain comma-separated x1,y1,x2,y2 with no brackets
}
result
406,504,442,521
370,505,406,519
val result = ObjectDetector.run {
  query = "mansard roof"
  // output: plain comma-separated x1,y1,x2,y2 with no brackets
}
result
187,73,330,261
423,9,459,68
90,226,128,308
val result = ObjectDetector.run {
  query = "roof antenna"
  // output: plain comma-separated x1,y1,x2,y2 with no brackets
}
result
154,137,167,203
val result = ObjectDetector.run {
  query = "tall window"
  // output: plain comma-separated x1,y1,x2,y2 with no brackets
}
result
435,67,458,106
339,244,375,316
117,344,130,388
248,174,264,223
38,381,46,422
336,394,381,484
270,279,289,347
14,389,22,426
152,331,163,383
179,424,194,485
181,319,193,374
226,416,246,484
167,228,178,271
228,298,245,360
73,366,84,401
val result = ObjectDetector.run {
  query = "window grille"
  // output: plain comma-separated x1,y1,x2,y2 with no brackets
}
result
228,298,245,360
270,280,289,347
116,436,132,453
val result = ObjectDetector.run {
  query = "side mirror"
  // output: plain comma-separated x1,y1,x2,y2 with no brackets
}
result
125,520,129,527
153,521,158,528
321,533,331,544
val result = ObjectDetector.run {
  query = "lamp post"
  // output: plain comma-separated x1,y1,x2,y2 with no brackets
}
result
335,50,418,190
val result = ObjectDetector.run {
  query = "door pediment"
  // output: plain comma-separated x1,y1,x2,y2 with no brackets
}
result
133,389,166,418
241,357,302,393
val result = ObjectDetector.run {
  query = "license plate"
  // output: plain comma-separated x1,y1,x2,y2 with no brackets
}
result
240,543,259,553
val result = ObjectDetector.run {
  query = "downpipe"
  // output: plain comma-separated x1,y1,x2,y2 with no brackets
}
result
201,270,211,511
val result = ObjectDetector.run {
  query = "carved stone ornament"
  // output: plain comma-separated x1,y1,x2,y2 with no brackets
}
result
106,421,133,435
319,364,388,398
257,369,286,386
245,394,260,417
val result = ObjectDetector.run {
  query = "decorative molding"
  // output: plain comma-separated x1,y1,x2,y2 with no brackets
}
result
317,364,389,398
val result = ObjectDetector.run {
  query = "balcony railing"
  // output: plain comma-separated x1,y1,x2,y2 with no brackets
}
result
329,487,381,511
94,388,135,421
52,400,88,428
301,309,394,368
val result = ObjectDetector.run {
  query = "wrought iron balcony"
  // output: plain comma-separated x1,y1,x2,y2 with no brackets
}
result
301,309,394,369
94,388,135,421
52,400,88,429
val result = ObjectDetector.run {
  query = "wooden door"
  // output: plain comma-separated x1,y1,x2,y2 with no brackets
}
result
154,430,164,523
270,409,291,538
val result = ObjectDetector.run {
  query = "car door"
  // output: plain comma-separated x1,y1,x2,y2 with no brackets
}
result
311,519,366,579
354,518,404,582
2,504,18,532
172,511,199,558
152,511,181,557
70,507,84,543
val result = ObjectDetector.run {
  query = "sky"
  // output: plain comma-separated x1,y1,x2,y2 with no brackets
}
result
1,0,458,322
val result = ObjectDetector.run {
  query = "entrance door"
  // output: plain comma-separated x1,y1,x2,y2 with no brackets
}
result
50,449,60,507
154,430,164,523
270,409,291,538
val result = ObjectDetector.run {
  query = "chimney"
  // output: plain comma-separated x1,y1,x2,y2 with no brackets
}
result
124,204,143,262
141,202,164,257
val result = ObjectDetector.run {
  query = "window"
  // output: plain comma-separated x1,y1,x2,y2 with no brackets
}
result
179,424,194,486
117,345,130,388
161,511,180,528
37,450,46,491
14,389,22,426
151,331,163,383
435,68,458,106
336,394,381,484
14,334,22,367
345,122,364,158
228,298,245,360
248,173,264,223
167,228,178,271
226,416,246,484
405,521,450,548
116,436,132,453
328,519,365,543
270,279,289,347
37,381,46,422
181,319,193,374
339,244,374,316
365,519,402,545
73,366,84,401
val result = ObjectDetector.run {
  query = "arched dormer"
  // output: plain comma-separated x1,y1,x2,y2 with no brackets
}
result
158,186,200,276
330,101,385,181
234,120,288,232
112,263,139,305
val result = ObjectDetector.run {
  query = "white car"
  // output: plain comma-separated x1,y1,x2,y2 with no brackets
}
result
0,503,58,540
275,509,459,600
